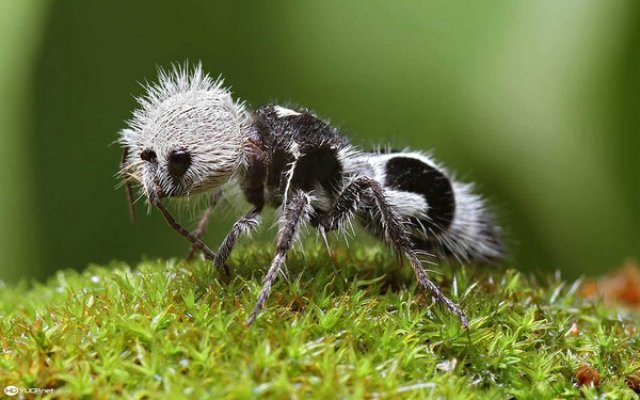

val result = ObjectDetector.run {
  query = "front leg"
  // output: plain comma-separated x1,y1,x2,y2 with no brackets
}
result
247,191,310,325
322,176,469,328
154,200,228,276
214,207,263,271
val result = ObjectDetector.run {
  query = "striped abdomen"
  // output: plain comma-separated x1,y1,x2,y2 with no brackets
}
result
357,151,504,263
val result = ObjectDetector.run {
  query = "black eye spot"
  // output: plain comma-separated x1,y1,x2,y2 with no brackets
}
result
168,150,191,179
140,149,157,162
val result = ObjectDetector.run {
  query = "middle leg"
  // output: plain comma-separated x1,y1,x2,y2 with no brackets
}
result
247,191,310,325
214,207,263,271
186,189,224,261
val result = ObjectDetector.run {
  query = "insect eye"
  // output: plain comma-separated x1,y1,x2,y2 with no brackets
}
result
168,150,191,179
140,149,157,162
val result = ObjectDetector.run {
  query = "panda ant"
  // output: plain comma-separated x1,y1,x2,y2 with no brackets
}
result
118,64,504,327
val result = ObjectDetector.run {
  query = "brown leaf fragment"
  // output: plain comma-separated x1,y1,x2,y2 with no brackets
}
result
625,372,640,394
567,322,579,336
579,280,598,298
576,363,601,388
581,259,640,308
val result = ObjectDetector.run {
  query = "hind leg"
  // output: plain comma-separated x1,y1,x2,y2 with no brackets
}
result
322,176,468,327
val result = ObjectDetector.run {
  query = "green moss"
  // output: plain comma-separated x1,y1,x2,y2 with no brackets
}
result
1,244,639,399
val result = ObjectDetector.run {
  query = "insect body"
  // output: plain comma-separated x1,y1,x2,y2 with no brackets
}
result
119,64,504,327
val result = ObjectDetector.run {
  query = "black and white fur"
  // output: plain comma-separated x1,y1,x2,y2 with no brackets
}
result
119,64,504,327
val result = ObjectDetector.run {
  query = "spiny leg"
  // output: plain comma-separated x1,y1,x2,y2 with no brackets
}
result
185,206,213,261
214,207,263,270
247,191,310,325
324,176,468,328
322,176,367,232
364,179,468,327
154,200,230,276
185,190,223,261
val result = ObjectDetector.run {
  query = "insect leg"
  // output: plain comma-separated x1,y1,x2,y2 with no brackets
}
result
214,207,263,271
185,189,224,261
154,200,230,276
247,191,310,325
326,176,468,328
323,176,368,232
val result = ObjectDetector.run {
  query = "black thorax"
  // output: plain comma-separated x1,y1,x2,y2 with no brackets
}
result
240,105,349,210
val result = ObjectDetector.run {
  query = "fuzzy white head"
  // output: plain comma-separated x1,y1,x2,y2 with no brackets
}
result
119,64,246,203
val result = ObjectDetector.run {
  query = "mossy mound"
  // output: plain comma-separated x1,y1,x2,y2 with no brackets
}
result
1,244,639,398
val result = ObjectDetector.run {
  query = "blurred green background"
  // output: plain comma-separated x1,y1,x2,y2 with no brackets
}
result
0,1,638,283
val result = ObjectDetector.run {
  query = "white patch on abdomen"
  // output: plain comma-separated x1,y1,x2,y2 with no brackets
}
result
384,189,428,219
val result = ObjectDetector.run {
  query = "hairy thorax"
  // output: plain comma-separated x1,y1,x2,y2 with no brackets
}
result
238,105,350,213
